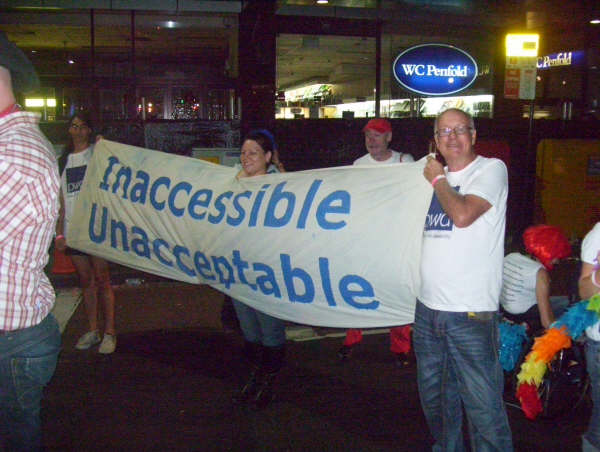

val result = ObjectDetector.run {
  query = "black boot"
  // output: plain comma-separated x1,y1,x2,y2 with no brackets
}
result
220,295,241,333
251,345,285,410
233,341,263,404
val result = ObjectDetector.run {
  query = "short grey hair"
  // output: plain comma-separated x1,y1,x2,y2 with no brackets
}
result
434,108,475,134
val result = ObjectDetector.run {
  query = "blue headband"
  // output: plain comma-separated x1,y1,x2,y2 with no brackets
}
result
254,129,277,151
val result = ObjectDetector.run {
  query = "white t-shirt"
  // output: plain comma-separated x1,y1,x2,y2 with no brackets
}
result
500,253,543,314
353,149,414,166
581,222,600,340
419,156,508,312
60,146,93,237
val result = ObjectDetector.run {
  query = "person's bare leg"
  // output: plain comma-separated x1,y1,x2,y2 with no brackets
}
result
71,255,98,331
92,256,115,335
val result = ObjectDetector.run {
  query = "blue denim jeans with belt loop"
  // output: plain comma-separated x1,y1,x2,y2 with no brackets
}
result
413,301,513,452
584,337,600,452
0,313,61,452
232,299,286,347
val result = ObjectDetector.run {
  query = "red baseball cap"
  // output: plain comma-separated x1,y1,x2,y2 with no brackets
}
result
363,118,392,134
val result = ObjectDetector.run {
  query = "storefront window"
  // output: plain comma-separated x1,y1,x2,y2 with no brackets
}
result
276,31,494,120
276,34,375,119
171,87,203,120
530,50,586,119
24,86,57,121
0,9,238,121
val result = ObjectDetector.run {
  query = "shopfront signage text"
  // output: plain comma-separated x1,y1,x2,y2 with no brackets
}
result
392,44,478,96
537,51,584,70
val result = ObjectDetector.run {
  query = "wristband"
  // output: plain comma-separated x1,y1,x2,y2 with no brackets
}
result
431,174,446,187
592,270,600,288
55,234,65,241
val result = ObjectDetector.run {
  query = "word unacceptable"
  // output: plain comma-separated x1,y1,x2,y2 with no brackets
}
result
99,156,351,231
88,204,379,310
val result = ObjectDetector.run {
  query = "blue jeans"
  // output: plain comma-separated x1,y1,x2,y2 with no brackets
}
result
0,314,61,452
413,301,513,452
584,338,600,452
232,299,286,347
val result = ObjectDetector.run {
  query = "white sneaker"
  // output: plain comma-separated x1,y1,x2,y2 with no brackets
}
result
98,334,117,354
75,330,101,350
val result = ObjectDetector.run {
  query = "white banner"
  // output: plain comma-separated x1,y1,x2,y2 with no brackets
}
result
68,140,433,328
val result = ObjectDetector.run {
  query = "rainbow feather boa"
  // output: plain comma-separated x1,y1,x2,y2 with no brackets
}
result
513,294,600,419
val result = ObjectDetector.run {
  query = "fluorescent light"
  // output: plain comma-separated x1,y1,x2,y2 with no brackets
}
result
25,98,56,107
591,19,600,24
161,21,179,28
317,0,329,4
25,98,44,107
506,34,539,57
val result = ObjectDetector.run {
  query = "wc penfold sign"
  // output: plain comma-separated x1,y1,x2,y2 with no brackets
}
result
393,44,478,96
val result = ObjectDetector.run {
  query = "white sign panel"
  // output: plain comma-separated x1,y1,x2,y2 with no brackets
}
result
505,56,537,100
68,140,433,328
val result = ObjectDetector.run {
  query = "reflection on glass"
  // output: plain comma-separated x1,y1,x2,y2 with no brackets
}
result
171,89,202,120
276,94,494,119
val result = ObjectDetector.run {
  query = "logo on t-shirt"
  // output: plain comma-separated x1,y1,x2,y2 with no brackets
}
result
66,165,87,194
424,186,460,232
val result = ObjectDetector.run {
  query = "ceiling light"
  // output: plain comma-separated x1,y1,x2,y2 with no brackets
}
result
68,59,75,64
25,98,44,107
316,0,329,4
591,19,600,24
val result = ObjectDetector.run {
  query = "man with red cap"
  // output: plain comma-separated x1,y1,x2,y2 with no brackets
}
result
0,32,61,451
338,118,415,367
354,118,414,165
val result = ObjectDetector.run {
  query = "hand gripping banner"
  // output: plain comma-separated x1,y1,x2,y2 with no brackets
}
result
68,139,433,328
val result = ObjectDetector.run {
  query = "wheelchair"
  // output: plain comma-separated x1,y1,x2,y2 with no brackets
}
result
501,304,590,420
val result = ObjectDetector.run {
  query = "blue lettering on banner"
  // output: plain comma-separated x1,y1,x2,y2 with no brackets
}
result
87,202,379,311
153,239,173,267
264,182,296,227
393,44,478,96
98,157,351,231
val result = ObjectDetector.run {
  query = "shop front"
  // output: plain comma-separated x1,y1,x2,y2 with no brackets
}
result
531,49,587,119
275,30,496,121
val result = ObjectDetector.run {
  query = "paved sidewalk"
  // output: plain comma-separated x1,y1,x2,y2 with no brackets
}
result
42,281,590,451
51,287,82,333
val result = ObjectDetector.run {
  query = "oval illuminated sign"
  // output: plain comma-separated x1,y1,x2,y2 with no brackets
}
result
392,44,478,96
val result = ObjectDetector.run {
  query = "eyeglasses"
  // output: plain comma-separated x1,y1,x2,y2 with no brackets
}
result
69,123,88,130
435,125,473,137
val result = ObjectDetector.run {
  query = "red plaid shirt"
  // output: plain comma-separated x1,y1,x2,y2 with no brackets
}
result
0,110,60,330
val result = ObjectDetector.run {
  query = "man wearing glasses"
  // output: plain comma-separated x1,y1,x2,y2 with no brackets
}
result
413,108,513,451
